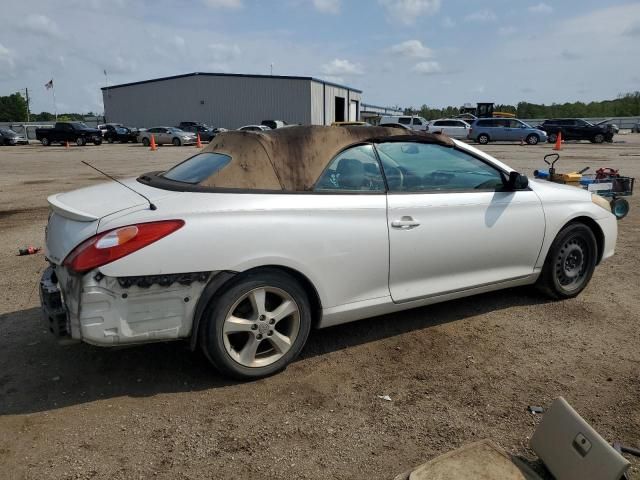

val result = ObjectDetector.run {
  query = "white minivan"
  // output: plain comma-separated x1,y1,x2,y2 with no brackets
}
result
379,115,429,131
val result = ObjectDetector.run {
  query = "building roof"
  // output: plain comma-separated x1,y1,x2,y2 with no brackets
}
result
101,72,362,93
191,125,453,191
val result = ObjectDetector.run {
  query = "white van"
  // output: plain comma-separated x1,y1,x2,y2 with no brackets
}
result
379,115,429,131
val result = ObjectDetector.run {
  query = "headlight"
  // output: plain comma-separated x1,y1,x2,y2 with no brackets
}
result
591,194,611,213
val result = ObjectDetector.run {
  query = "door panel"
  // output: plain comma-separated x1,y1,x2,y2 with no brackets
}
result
387,191,545,302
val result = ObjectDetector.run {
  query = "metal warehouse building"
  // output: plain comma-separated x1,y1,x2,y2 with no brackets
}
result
102,72,363,129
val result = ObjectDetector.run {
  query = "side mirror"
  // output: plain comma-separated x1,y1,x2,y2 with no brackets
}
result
506,171,528,190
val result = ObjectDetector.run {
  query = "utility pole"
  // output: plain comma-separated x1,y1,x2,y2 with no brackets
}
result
270,63,273,76
24,88,30,122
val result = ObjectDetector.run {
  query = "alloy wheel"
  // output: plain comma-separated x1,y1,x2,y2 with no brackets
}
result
222,287,301,368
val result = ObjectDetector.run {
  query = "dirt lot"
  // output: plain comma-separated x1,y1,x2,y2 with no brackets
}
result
1,136,639,479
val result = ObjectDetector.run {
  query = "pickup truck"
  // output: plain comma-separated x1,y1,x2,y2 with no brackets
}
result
537,118,615,144
36,122,103,146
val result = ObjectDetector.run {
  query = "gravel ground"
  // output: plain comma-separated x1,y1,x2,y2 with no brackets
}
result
0,136,639,479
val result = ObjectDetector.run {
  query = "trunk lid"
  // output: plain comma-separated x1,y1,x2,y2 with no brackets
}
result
45,178,178,264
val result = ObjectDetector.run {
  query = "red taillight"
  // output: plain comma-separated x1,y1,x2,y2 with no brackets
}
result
64,220,185,273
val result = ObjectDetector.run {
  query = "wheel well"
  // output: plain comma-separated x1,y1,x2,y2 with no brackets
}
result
566,216,605,264
243,265,323,328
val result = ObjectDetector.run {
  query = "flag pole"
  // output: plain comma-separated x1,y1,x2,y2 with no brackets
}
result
51,78,57,121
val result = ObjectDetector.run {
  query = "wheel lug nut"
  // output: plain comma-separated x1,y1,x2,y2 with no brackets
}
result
267,331,273,336
259,315,266,321
251,324,258,330
256,334,262,339
269,319,275,324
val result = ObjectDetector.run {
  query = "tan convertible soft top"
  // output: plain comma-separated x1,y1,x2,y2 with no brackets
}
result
199,125,454,191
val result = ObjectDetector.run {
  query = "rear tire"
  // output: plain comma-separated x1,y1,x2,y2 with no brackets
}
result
526,134,539,145
107,137,114,144
142,137,150,147
547,133,558,143
536,223,597,299
41,137,50,146
76,137,86,146
200,269,312,380
477,134,489,144
94,139,102,145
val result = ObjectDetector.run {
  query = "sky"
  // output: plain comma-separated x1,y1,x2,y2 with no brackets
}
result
1,0,639,114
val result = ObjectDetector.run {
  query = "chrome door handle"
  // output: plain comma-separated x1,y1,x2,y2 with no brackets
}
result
391,216,420,229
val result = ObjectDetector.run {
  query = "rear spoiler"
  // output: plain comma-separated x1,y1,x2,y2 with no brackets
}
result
47,194,99,222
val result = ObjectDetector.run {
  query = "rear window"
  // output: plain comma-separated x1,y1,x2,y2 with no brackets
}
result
162,152,231,184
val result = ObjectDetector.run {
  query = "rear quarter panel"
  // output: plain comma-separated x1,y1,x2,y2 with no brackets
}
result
97,192,391,310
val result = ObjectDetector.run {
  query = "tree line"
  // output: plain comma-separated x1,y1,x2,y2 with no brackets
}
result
405,92,640,120
0,92,97,122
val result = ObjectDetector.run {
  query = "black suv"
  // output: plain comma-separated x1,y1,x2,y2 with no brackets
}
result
537,118,615,144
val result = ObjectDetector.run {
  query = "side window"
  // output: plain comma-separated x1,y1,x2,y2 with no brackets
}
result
508,119,523,128
433,121,443,126
398,117,411,125
412,118,422,125
376,142,505,193
315,144,385,192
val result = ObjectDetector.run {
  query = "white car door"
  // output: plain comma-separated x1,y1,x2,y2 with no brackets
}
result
376,141,545,302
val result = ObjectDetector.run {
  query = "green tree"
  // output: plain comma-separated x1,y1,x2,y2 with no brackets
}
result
0,93,28,122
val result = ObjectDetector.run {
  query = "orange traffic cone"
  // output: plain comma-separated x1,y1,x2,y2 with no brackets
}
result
65,141,70,149
150,134,158,151
553,131,562,151
195,133,203,148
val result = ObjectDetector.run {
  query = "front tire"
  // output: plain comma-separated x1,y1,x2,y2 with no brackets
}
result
172,137,181,146
477,134,489,144
142,137,150,147
593,133,605,144
526,134,539,145
200,270,312,379
536,223,597,299
107,137,114,144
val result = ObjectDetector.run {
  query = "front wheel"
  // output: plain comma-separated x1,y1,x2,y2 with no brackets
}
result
593,134,605,144
142,137,150,147
107,137,114,144
172,137,181,146
477,134,489,145
536,223,597,299
93,139,102,145
200,270,312,379
526,134,539,145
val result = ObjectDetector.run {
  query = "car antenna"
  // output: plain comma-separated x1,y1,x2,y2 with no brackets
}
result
81,160,157,211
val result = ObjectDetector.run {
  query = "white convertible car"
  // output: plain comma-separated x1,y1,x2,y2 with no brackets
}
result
41,126,617,378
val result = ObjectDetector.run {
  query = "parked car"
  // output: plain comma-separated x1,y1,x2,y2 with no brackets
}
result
468,118,547,145
0,127,28,145
36,122,102,146
537,119,615,144
380,115,429,131
238,125,271,132
180,124,219,142
427,119,471,139
40,125,617,379
103,125,138,143
261,120,288,129
138,127,197,146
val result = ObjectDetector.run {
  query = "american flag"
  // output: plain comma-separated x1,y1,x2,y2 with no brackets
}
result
45,79,53,90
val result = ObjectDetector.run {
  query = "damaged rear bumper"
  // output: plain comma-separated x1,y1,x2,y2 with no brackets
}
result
39,265,213,346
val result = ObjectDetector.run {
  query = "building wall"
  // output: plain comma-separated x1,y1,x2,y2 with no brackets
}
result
310,81,362,125
103,74,313,129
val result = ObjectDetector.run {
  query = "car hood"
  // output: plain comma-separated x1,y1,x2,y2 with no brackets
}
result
528,178,591,201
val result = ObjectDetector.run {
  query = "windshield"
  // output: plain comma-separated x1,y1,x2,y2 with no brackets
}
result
162,152,232,184
0,128,16,135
